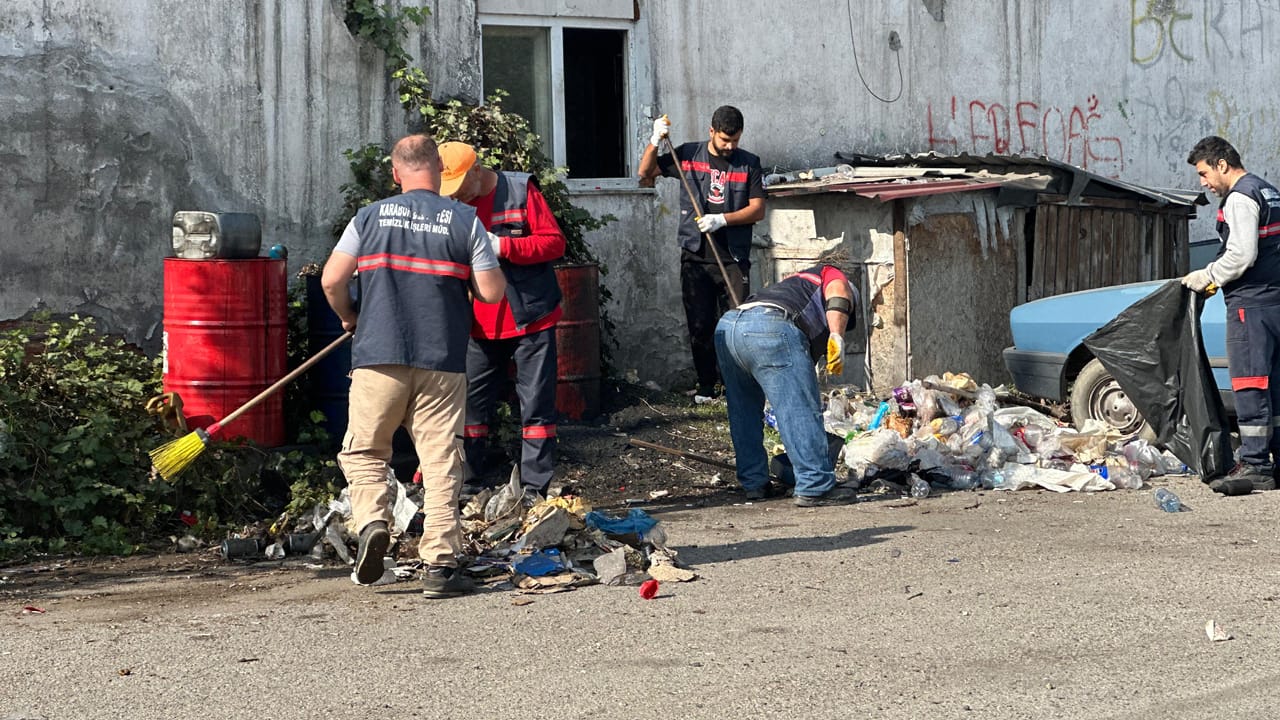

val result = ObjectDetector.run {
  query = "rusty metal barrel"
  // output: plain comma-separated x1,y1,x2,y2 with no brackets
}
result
554,263,601,420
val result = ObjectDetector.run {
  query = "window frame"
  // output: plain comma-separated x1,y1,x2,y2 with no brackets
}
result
478,12,644,190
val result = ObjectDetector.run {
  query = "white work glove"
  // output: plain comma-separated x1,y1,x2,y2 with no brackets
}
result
487,231,502,258
649,116,671,147
696,213,727,233
1181,268,1213,293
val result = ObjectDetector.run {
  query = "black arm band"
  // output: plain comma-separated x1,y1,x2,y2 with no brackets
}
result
825,296,853,315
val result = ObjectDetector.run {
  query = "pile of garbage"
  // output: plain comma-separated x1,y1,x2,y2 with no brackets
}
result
797,372,1187,498
218,469,697,594
457,470,695,593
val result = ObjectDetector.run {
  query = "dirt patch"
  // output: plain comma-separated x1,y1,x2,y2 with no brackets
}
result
556,383,740,507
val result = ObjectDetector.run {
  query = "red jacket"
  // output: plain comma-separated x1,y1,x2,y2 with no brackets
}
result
468,182,566,339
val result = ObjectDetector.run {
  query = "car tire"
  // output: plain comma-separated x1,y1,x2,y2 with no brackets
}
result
1069,358,1157,441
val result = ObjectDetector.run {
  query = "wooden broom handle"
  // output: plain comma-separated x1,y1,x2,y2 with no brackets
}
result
219,331,353,429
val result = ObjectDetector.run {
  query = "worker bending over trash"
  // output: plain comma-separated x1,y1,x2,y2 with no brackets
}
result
714,260,859,506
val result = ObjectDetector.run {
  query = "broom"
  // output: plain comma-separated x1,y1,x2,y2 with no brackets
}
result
150,330,354,480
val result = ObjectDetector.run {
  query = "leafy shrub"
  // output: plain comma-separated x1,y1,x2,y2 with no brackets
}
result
0,315,165,558
0,313,346,562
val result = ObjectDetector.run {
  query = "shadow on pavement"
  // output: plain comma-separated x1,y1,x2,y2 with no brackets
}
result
679,524,912,564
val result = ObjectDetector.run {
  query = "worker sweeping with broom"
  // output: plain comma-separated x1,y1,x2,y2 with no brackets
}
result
320,134,506,596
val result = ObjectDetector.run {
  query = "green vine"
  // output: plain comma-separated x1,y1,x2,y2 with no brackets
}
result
343,0,430,70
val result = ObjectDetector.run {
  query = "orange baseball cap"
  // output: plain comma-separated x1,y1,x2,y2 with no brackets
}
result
438,142,477,197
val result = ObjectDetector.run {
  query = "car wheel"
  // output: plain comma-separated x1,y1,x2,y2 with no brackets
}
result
1069,358,1156,441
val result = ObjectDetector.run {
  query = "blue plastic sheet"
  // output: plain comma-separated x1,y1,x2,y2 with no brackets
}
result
584,509,658,538
513,548,567,576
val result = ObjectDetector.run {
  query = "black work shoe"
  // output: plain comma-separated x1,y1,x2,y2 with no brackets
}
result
1245,463,1277,491
744,482,788,501
794,485,859,507
1210,463,1271,495
1208,477,1254,496
421,565,476,599
354,521,390,585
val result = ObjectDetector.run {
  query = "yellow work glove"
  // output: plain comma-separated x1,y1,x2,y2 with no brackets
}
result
826,333,845,375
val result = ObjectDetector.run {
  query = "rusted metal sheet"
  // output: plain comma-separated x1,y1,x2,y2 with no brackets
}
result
768,178,1006,200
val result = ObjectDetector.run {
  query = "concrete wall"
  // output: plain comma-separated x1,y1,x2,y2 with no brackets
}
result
3,0,1277,388
0,0,475,344
582,0,1280,387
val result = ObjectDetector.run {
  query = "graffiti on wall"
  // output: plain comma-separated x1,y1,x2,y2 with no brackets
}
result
926,94,1126,177
1131,0,1271,66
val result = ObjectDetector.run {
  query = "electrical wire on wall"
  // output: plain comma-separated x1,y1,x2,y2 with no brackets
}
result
847,0,903,103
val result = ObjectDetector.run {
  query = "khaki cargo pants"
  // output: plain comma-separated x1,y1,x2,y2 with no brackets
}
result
338,365,465,567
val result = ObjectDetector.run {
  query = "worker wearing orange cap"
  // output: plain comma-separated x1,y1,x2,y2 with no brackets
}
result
438,142,566,495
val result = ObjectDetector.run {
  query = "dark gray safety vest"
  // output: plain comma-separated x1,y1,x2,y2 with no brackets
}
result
352,189,476,373
1216,173,1280,309
747,265,849,341
490,172,562,327
665,142,761,262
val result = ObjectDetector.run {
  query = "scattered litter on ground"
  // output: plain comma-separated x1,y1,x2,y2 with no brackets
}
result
1205,619,1232,642
639,579,660,599
208,459,700,595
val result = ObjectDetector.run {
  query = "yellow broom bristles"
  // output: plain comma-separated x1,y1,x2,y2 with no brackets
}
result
149,429,209,481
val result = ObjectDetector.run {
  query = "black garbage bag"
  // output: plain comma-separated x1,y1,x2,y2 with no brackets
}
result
1082,280,1233,481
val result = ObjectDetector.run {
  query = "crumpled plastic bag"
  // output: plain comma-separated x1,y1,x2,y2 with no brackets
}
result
513,548,569,577
585,508,660,540
996,463,1116,492
485,466,540,523
843,428,910,476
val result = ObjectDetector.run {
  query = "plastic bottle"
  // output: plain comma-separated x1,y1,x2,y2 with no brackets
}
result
908,475,932,499
868,401,890,430
932,417,960,437
1154,488,1182,513
980,468,1006,490
947,469,977,490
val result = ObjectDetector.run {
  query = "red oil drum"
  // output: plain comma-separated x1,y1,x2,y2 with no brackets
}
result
162,258,287,446
554,263,601,420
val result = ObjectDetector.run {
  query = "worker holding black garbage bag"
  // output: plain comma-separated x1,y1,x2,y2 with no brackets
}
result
1182,135,1280,495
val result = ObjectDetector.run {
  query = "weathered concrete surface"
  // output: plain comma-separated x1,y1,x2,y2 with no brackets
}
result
4,481,1280,719
570,182,693,388
0,0,444,344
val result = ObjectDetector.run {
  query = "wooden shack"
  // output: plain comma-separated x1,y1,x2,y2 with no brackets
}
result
758,154,1197,394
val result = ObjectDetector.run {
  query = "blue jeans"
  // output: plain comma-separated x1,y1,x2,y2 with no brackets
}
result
714,307,836,498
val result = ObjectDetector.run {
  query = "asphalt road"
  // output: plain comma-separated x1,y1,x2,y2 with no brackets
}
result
4,478,1279,720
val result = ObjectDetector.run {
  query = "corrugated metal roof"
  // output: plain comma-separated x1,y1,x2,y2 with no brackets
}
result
768,175,1011,200
827,151,1200,207
764,161,1050,199
766,152,1198,208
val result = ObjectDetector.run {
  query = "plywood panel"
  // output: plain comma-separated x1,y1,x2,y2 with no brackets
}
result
905,207,1020,386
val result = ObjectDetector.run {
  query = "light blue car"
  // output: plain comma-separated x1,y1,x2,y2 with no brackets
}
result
1003,280,1231,436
